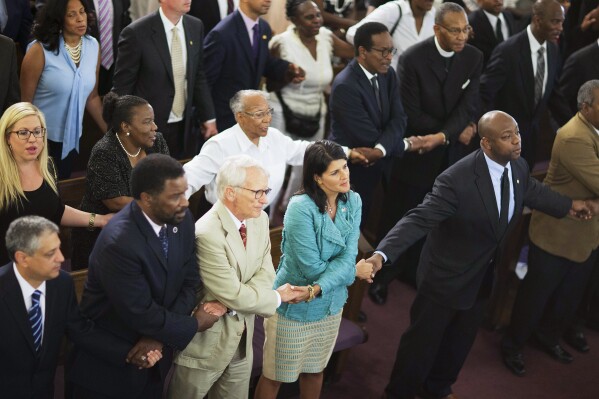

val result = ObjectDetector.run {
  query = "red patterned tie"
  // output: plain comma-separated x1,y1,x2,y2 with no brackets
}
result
239,223,247,248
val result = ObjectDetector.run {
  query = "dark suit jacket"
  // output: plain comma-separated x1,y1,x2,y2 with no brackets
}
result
468,9,516,65
1,0,32,52
0,265,130,399
189,0,222,34
0,34,19,113
557,41,599,118
112,11,215,153
378,149,571,310
329,59,407,157
70,201,200,397
480,30,568,165
396,37,483,189
203,10,290,131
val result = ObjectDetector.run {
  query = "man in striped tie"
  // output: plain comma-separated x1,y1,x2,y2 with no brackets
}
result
0,216,161,399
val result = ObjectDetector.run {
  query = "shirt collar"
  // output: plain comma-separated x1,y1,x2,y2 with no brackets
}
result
13,263,47,298
224,203,246,230
526,25,546,53
483,152,512,180
483,9,499,25
233,123,268,153
141,210,166,237
239,8,258,30
159,6,184,31
434,35,454,58
357,62,377,81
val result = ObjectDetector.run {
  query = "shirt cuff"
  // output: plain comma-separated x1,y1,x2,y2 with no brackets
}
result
274,290,282,307
374,250,388,263
203,118,216,124
374,143,387,157
342,146,350,157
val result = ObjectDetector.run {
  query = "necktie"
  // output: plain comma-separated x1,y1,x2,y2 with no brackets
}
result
239,223,247,248
29,290,43,353
534,47,545,106
495,17,504,43
497,167,510,236
252,24,260,62
371,76,382,113
97,0,114,69
170,26,186,118
159,226,169,259
227,0,234,14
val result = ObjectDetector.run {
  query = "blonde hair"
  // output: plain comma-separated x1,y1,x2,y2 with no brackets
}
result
0,102,57,210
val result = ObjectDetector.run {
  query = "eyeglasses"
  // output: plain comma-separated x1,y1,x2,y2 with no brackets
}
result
369,47,397,58
438,24,473,37
243,108,274,120
235,186,272,199
8,127,46,140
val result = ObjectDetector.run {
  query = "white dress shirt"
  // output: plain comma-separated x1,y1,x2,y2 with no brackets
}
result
526,25,548,97
184,124,309,204
483,10,509,41
14,264,47,343
483,153,515,223
217,0,239,20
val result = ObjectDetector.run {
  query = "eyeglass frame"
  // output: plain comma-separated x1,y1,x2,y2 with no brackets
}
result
437,24,473,37
8,127,47,140
243,107,275,120
368,46,398,58
235,186,273,199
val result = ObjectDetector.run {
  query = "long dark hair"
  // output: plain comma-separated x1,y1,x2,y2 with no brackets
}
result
32,0,93,53
299,140,348,214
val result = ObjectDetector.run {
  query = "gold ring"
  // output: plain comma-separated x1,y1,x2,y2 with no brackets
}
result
141,355,147,361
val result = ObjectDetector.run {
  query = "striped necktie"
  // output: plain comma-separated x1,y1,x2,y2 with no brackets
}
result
171,26,186,118
29,290,43,353
534,47,545,106
97,0,114,69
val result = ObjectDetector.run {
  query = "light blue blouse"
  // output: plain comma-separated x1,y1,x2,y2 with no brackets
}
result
274,191,362,322
29,35,98,159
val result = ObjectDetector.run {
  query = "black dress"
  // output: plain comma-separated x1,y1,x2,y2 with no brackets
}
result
70,131,170,269
0,179,65,264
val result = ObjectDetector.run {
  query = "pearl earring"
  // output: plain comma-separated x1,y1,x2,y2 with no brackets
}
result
126,132,130,136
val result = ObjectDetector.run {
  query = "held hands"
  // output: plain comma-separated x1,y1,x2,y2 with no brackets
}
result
201,121,218,139
202,300,228,317
287,63,306,84
458,123,477,146
581,8,599,32
356,259,374,283
276,283,315,304
126,336,163,369
193,303,219,332
570,199,594,220
353,147,384,166
409,132,446,155
349,148,369,165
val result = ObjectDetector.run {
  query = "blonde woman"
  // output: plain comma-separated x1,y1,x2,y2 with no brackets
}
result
0,102,111,264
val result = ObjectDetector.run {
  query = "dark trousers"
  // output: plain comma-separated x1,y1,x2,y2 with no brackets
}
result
385,293,487,399
348,160,385,226
72,367,162,399
162,120,185,159
48,140,77,179
502,243,597,352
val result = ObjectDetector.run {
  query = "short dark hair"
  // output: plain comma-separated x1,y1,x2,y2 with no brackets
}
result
286,0,311,18
435,2,465,25
353,22,389,57
102,92,149,134
32,0,93,53
299,140,348,213
130,154,184,199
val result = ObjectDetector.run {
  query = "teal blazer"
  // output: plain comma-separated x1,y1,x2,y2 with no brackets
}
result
274,191,362,322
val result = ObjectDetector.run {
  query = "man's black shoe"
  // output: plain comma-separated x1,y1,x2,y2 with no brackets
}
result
540,343,574,364
563,331,590,353
501,351,526,376
368,282,387,305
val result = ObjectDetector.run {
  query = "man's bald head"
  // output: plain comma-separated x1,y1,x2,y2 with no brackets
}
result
479,111,522,166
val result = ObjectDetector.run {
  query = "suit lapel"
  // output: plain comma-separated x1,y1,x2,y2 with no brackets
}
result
426,40,447,86
443,50,469,112
216,202,247,280
479,11,497,46
183,15,194,82
474,151,500,237
131,202,168,271
151,12,174,85
233,11,256,77
41,279,58,358
518,33,535,115
350,60,382,125
543,43,557,105
510,160,524,222
1,268,37,355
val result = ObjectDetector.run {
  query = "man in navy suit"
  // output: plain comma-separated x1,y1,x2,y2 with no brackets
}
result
329,22,413,224
0,0,32,52
468,0,516,65
70,154,223,399
112,0,215,158
364,111,590,399
0,216,159,399
203,0,304,131
480,0,569,168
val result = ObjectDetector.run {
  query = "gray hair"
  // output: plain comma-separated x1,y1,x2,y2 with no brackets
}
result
577,80,599,110
6,216,59,261
216,155,269,201
229,90,270,114
435,2,465,25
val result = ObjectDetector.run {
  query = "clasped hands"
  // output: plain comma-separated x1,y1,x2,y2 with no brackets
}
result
276,283,318,304
570,199,599,220
355,253,385,284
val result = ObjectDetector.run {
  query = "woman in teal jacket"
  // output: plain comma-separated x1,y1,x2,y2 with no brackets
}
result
256,140,367,398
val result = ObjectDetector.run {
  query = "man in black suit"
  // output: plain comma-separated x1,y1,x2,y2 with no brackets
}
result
364,111,589,399
0,34,19,114
480,0,568,169
0,216,159,399
369,2,483,304
329,22,413,224
468,0,516,65
203,0,303,131
112,0,215,158
0,0,32,52
556,40,599,117
70,154,222,399
189,0,235,34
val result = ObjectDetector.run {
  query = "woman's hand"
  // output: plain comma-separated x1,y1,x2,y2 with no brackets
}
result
95,213,115,228
356,259,374,283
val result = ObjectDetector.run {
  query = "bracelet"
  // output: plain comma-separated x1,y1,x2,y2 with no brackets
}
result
404,138,412,151
305,285,315,303
441,132,449,146
87,213,96,231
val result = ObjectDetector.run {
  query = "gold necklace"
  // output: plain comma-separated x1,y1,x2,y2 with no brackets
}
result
64,37,83,64
325,200,336,215
115,132,142,158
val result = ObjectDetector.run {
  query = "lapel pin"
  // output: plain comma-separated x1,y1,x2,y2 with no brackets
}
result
342,207,347,212
173,227,178,233
189,40,193,46
262,35,267,40
517,179,520,184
